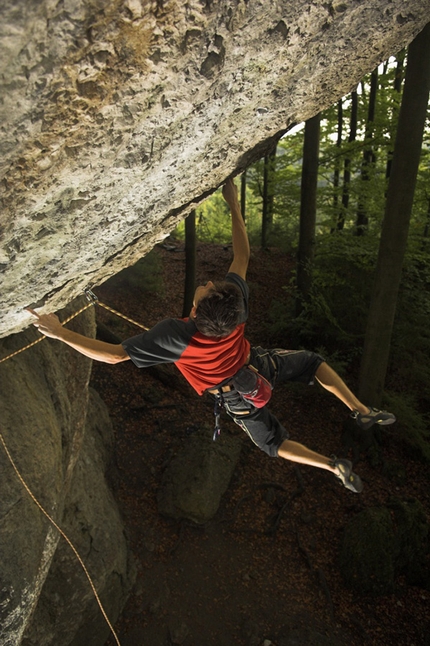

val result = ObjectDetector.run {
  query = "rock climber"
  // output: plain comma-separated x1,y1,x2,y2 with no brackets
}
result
28,178,396,493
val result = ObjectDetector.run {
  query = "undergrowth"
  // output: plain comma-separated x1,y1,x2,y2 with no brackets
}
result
266,234,430,464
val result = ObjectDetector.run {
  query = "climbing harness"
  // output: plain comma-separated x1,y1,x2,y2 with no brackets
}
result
232,365,272,408
0,288,152,646
209,365,272,441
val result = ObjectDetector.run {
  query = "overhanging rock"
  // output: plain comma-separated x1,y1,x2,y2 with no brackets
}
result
1,0,429,338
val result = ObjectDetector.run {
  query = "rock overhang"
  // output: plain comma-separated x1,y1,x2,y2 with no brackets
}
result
0,0,429,338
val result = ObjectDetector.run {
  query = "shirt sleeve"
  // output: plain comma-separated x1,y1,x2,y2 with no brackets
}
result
225,272,249,323
121,318,194,368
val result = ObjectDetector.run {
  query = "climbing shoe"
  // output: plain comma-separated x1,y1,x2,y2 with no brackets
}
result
352,407,396,431
330,457,363,493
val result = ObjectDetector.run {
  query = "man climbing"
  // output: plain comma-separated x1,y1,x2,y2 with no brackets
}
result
28,179,395,493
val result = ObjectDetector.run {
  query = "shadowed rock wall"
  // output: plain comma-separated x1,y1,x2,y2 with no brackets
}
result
1,0,429,338
0,303,134,646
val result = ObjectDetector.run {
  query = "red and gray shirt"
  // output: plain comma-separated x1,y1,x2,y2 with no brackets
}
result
121,273,250,395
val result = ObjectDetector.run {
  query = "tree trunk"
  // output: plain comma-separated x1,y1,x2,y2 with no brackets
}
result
182,210,196,318
421,196,430,249
385,50,406,184
261,145,277,248
240,170,247,223
355,69,378,236
338,91,358,230
359,23,430,406
296,113,321,316
331,99,343,232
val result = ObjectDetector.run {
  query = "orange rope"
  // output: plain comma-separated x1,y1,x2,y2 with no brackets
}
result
0,302,96,364
96,301,149,331
0,429,121,646
0,293,149,645
0,298,149,364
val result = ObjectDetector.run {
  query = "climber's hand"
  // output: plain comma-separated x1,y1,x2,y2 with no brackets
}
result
27,308,64,339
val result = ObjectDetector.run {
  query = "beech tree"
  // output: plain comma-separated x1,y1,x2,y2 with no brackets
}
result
261,145,277,248
359,23,430,406
330,99,343,232
385,50,406,185
296,113,321,315
182,210,196,318
338,91,358,230
355,69,378,235
240,170,247,223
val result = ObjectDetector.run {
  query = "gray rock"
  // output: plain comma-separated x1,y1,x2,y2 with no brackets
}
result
0,303,134,646
157,427,242,523
1,1,429,337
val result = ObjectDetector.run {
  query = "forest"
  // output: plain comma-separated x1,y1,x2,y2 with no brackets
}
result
95,26,430,646
172,33,430,465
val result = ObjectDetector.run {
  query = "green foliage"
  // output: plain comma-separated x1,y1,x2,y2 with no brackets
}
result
383,392,430,463
266,233,379,354
105,248,164,295
387,252,430,423
174,185,263,246
173,54,430,455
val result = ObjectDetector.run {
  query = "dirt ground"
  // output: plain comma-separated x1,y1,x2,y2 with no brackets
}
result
95,243,430,646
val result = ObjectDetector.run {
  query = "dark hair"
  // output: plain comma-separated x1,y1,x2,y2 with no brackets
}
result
194,281,244,337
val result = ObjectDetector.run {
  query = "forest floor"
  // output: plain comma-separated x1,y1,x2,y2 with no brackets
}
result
95,243,430,646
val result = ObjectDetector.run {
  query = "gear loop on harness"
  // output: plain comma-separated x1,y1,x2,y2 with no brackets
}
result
213,397,223,441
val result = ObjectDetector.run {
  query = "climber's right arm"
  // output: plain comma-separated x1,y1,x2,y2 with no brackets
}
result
27,309,130,364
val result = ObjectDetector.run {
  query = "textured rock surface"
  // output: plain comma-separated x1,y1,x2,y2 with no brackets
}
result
0,304,134,646
1,0,429,338
157,427,242,523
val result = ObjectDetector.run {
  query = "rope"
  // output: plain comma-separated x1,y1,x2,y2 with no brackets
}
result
96,302,149,331
0,298,149,365
0,429,121,646
0,302,96,364
0,292,149,644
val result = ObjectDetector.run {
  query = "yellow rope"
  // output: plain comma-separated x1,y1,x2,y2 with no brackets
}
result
0,298,149,365
0,302,96,364
0,293,150,643
0,336,45,364
0,429,121,646
96,301,149,331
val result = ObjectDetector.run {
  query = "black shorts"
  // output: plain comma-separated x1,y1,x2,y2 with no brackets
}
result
218,347,325,457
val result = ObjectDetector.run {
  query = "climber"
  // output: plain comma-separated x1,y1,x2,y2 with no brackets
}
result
28,178,396,493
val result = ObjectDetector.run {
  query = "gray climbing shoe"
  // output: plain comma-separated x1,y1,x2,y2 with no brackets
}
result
331,457,363,493
352,407,396,431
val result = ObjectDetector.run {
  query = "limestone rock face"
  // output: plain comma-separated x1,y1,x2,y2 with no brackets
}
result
0,304,134,646
1,1,429,338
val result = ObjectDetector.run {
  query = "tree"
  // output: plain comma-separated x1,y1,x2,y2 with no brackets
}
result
338,91,358,230
331,99,343,232
182,210,196,318
240,170,247,222
385,50,406,184
296,113,321,316
261,144,277,248
355,69,378,235
359,23,430,406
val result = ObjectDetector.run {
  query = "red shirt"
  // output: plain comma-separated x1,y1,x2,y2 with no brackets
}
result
122,273,250,395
